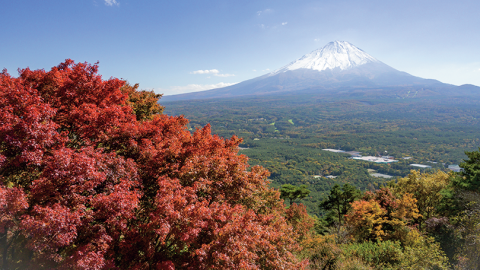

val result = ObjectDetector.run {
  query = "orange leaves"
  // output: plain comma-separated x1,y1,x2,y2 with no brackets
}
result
285,203,315,242
345,187,421,243
346,200,387,241
392,193,421,221
191,206,305,270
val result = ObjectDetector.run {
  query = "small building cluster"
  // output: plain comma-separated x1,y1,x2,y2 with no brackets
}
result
352,156,399,164
322,149,461,173
448,165,461,172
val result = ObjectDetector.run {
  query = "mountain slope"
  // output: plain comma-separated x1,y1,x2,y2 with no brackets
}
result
163,41,476,101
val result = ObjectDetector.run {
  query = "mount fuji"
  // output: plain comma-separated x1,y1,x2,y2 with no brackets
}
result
163,41,479,101
271,40,381,73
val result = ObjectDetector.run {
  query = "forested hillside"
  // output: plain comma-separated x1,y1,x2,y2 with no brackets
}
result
164,94,480,216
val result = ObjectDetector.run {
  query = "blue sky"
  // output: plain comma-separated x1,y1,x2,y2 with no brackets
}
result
2,0,480,96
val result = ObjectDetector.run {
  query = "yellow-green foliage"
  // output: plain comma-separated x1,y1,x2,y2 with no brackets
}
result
452,191,480,269
341,241,403,269
395,170,450,227
304,179,450,269
399,236,450,270
302,235,449,270
120,82,164,121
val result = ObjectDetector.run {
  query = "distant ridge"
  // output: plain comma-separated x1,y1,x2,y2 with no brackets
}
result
162,41,478,102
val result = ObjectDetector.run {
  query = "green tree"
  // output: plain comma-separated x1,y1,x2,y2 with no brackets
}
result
455,147,480,191
280,184,310,205
450,190,480,269
319,184,360,226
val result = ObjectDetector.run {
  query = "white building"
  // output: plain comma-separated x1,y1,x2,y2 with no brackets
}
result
410,164,432,169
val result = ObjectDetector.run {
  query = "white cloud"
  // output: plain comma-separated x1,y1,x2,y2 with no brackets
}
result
253,69,257,72
214,73,235,77
282,22,288,26
191,69,219,74
159,82,238,95
104,0,118,6
257,8,273,16
191,69,234,77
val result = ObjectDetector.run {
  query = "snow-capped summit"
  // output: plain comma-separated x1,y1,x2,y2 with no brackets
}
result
163,40,465,102
271,41,380,74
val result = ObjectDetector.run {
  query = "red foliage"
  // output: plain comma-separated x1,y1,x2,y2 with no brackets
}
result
285,203,315,242
362,187,399,214
0,186,28,233
0,69,60,167
0,60,306,269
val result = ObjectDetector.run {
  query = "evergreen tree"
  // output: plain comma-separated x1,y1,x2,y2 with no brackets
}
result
456,147,480,191
319,183,360,225
280,184,310,205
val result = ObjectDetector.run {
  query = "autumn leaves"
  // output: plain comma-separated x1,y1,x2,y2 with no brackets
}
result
0,60,307,269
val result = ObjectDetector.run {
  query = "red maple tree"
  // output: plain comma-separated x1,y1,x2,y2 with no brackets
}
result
0,60,308,269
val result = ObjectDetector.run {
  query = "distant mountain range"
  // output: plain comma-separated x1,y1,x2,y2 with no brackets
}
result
163,41,480,102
